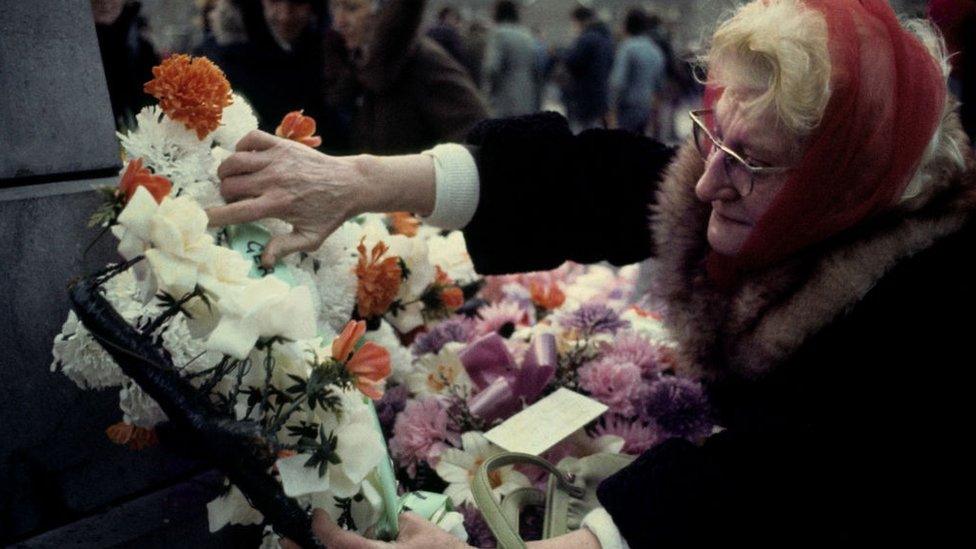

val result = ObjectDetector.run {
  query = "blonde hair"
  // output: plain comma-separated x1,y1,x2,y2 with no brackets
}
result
701,0,831,137
698,0,966,204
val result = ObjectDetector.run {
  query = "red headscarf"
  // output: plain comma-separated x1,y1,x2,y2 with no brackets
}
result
706,0,947,286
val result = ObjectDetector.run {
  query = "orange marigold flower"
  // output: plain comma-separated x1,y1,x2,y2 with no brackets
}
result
275,110,322,147
388,211,420,237
144,54,232,140
530,280,566,310
355,238,402,319
440,286,465,311
118,158,172,204
105,421,159,450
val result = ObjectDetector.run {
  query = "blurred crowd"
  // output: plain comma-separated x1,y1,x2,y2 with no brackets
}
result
90,0,703,152
91,0,975,153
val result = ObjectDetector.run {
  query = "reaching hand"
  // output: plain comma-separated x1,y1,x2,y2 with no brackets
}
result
208,130,368,267
278,509,472,549
208,130,436,269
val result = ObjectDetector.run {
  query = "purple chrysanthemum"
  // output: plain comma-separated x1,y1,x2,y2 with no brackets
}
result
602,330,664,377
459,504,497,548
592,415,661,455
560,303,630,336
411,317,475,356
639,377,712,439
375,384,409,435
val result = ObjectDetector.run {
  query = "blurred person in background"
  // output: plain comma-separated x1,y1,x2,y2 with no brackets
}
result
608,7,666,135
463,19,490,89
195,0,348,150
426,5,469,74
562,5,615,132
324,0,487,154
91,0,160,128
483,0,542,117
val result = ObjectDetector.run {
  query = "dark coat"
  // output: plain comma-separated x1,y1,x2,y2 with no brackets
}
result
324,0,488,154
562,22,615,123
462,112,976,546
94,1,159,129
194,3,349,152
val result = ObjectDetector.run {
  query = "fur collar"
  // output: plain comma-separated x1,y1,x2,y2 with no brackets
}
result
650,114,976,381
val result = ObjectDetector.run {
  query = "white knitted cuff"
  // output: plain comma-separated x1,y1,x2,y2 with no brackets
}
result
420,143,480,229
581,508,631,549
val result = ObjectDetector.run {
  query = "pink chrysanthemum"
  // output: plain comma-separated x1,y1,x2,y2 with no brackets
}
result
602,331,664,378
389,397,461,477
592,415,661,455
474,301,531,337
577,357,643,416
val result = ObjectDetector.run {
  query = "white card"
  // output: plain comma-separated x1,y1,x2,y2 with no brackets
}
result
484,388,608,456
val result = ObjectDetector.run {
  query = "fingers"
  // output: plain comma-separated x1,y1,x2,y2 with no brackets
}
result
206,197,276,227
217,150,271,180
220,172,268,203
310,508,386,549
236,129,282,152
261,230,325,268
278,538,300,549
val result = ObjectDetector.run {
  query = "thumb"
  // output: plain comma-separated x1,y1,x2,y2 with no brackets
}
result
261,230,322,268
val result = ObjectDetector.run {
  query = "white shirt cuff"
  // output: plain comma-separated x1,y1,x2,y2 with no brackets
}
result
420,143,480,229
582,507,631,549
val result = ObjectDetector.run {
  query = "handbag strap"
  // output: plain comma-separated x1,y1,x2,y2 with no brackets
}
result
473,452,585,549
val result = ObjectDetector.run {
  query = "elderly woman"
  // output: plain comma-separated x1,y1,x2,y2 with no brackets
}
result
211,0,973,546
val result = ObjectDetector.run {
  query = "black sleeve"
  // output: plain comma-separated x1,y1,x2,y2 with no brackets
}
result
461,112,675,275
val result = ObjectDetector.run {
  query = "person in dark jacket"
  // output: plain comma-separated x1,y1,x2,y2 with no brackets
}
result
211,0,972,546
91,0,160,129
561,6,615,132
425,5,469,72
324,0,488,154
194,0,349,151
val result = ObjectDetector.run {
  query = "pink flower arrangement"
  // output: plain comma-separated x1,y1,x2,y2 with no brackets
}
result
601,330,665,378
592,415,661,455
389,396,461,477
577,357,644,416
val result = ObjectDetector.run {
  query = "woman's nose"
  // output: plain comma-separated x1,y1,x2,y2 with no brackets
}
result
695,152,739,203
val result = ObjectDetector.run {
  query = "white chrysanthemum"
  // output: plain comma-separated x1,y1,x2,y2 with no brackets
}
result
382,234,435,333
406,342,472,398
363,320,413,384
291,265,342,340
435,432,530,506
619,307,673,345
277,388,386,499
206,484,263,533
212,94,258,149
119,106,214,187
427,231,478,285
119,379,168,428
51,312,127,390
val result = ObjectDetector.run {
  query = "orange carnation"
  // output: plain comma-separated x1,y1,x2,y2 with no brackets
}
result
118,158,172,204
275,110,322,147
440,286,465,310
530,280,566,310
105,421,159,450
144,54,232,140
388,211,420,237
355,238,402,319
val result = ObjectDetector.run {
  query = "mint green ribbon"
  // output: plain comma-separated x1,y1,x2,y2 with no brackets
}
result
227,222,448,540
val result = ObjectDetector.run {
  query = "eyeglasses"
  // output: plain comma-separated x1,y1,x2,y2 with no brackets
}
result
688,109,791,197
